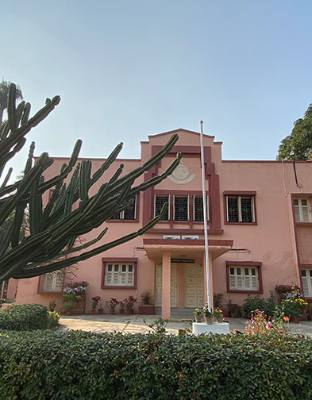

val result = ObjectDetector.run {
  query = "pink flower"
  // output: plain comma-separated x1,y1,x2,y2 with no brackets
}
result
233,329,237,333
269,324,273,329
279,330,284,334
301,335,305,338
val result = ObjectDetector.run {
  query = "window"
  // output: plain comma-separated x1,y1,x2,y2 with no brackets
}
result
110,196,137,220
104,262,136,287
193,195,209,222
294,198,311,222
174,195,189,221
154,195,169,220
301,269,312,297
42,271,63,292
226,262,262,293
226,196,255,223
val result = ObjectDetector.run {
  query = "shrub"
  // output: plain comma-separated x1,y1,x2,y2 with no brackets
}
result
47,311,60,329
243,293,278,318
0,304,48,331
0,331,312,399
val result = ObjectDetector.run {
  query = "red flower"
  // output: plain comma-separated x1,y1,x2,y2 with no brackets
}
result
113,370,119,377
279,330,284,334
301,335,305,338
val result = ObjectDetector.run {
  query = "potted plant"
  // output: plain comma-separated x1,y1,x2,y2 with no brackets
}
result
106,298,119,314
48,300,56,312
213,308,223,323
62,291,76,315
228,303,240,318
139,290,155,315
91,296,101,315
62,281,89,314
119,300,125,314
194,308,204,323
281,296,308,323
124,295,136,315
98,301,104,314
203,306,213,324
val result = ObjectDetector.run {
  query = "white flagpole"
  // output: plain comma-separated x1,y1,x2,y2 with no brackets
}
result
200,121,211,311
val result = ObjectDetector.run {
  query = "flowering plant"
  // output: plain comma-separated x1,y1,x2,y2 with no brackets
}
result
245,310,286,336
281,295,308,318
203,306,212,316
62,281,89,311
213,308,223,317
124,296,136,310
194,308,202,316
91,296,101,310
107,298,119,311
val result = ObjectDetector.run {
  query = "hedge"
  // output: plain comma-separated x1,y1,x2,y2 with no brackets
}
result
0,331,312,399
0,304,59,331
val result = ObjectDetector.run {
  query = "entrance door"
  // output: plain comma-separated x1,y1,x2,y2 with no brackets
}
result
184,264,204,308
155,264,178,307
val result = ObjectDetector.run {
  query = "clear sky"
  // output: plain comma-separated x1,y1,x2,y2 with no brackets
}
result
2,1,312,176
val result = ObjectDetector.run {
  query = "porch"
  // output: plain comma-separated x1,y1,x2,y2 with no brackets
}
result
143,238,233,319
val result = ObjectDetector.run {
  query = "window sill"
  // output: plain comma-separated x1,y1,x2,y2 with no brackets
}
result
227,289,263,294
38,291,63,294
106,219,139,223
102,285,136,290
295,222,312,226
225,222,257,226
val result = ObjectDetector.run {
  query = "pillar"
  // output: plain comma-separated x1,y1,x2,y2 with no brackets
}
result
162,250,171,319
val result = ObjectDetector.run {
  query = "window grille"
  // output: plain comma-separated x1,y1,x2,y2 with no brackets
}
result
226,196,254,223
154,195,169,220
174,195,189,221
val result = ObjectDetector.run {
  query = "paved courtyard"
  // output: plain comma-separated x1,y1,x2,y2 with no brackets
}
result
59,314,312,337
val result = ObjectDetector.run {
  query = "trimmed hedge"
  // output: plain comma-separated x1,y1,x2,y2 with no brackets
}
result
1,331,312,399
0,304,49,331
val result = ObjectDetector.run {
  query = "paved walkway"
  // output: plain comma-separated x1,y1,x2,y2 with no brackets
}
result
59,314,312,336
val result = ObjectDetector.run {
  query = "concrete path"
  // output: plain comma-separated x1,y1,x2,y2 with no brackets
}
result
59,314,312,337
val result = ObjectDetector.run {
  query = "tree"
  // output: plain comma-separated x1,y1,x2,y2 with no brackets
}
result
277,104,312,160
0,84,181,284
0,79,23,126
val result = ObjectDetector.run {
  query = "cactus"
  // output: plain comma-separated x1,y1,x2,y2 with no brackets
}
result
0,84,181,283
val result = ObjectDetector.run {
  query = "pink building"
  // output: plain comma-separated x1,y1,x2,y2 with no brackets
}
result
4,129,312,318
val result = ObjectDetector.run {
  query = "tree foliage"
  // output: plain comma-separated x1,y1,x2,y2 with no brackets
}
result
0,84,181,284
0,79,23,125
277,104,312,160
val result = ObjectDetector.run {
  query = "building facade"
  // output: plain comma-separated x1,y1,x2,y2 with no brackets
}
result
4,129,312,318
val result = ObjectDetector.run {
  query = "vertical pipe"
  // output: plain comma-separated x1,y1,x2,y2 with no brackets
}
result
200,121,211,311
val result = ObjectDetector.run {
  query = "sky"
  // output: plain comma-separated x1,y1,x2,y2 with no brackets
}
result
2,1,312,177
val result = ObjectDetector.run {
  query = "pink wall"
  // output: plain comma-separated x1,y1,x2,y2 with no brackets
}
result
10,129,312,312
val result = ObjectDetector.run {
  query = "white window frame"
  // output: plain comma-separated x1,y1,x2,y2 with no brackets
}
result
229,266,259,291
104,263,135,287
226,196,255,223
294,198,311,222
42,271,63,292
154,195,170,220
301,268,312,297
173,195,189,222
193,195,209,222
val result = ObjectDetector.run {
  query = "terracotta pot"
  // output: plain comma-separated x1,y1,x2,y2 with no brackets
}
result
139,305,155,315
90,309,96,315
216,316,223,323
230,313,237,318
98,308,103,314
125,309,133,315
65,311,72,316
204,315,213,325
195,314,204,323
120,309,125,314
292,317,301,324
110,310,115,315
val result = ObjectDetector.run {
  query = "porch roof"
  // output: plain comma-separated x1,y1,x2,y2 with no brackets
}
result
142,238,233,263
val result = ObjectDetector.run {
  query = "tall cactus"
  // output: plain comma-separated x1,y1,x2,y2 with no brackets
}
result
0,84,181,283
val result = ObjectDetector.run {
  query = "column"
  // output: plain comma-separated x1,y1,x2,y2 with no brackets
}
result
162,250,171,319
203,250,213,310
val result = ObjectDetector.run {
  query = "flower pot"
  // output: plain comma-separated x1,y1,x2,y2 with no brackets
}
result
216,316,223,323
230,312,237,318
90,309,96,315
139,304,155,315
195,314,204,323
292,317,301,323
98,308,103,314
204,315,213,324
110,310,115,315
125,309,132,315
120,309,125,314
65,311,72,316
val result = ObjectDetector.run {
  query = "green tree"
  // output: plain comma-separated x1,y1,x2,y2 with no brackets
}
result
0,79,23,126
277,104,312,160
0,84,181,284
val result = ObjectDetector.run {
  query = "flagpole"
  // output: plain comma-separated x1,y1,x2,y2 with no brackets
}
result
200,121,211,311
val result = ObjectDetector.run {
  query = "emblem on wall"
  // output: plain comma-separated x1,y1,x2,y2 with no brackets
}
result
168,162,195,184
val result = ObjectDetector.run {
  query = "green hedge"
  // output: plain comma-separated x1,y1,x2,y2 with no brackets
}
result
0,304,50,331
0,331,312,399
